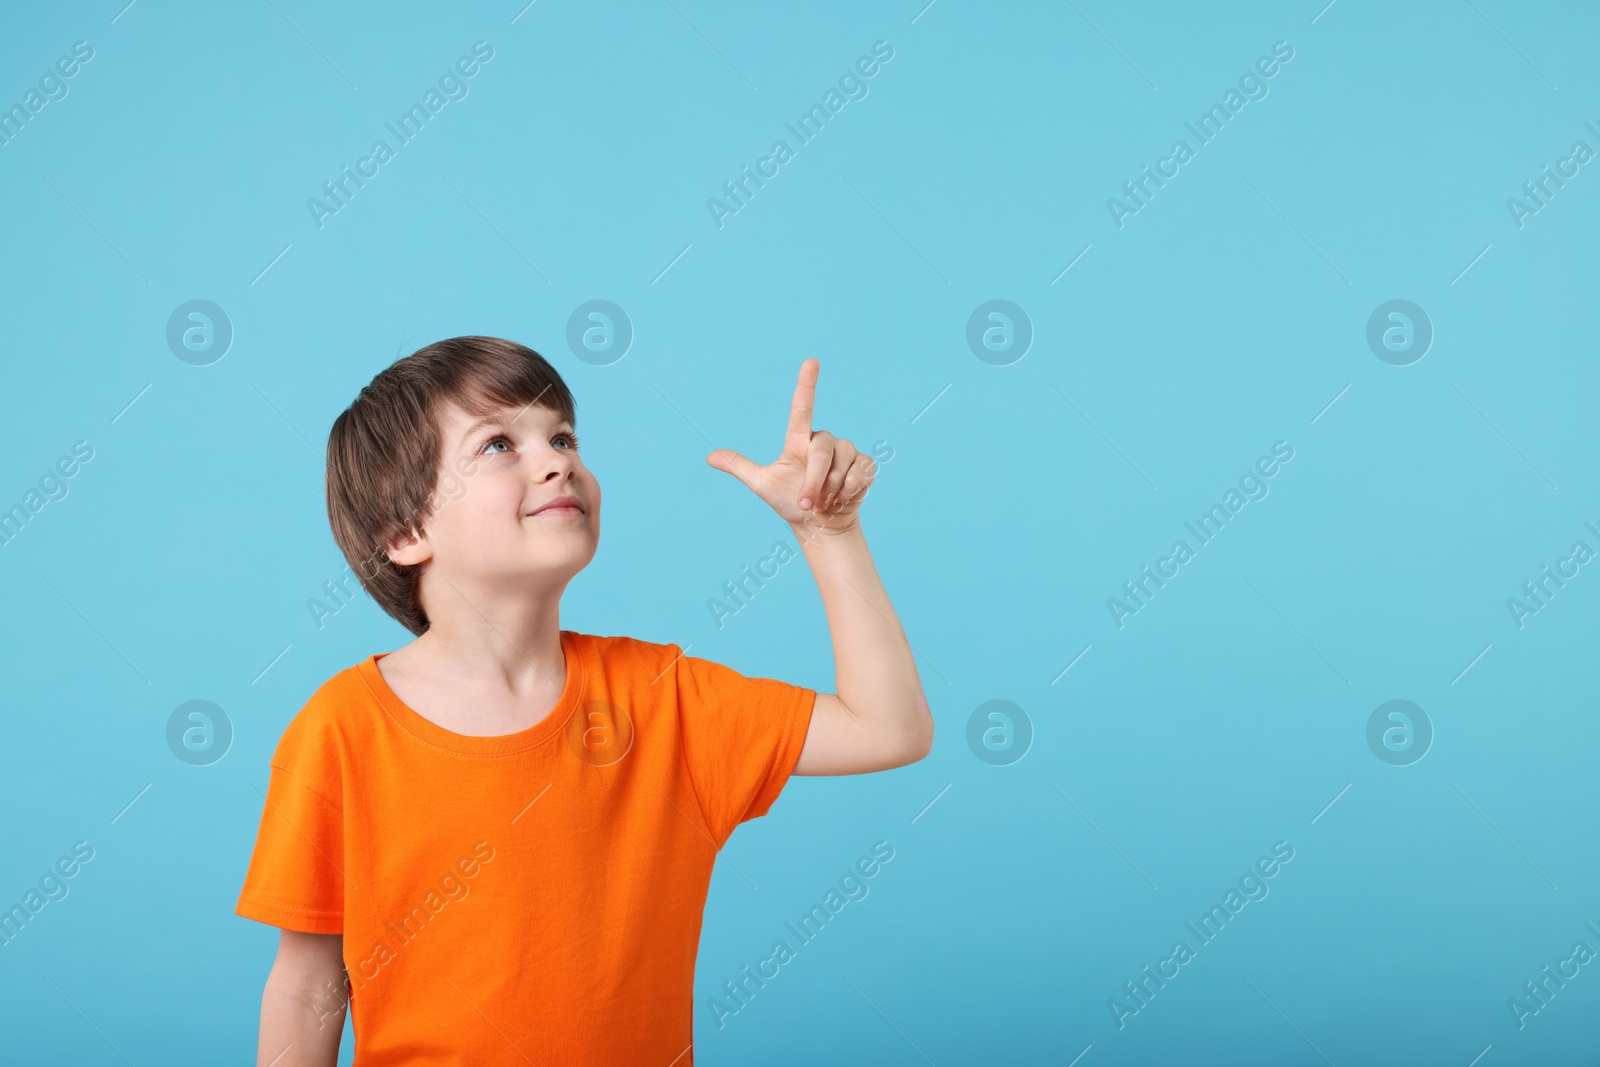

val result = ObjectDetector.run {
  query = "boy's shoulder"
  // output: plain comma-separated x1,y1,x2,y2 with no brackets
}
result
575,630,803,700
573,628,682,663
569,629,693,688
265,657,377,772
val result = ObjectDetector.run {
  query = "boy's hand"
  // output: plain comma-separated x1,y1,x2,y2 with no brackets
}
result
706,358,874,536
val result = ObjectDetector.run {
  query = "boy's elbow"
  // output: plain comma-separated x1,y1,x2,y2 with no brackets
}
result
898,731,932,767
887,696,934,768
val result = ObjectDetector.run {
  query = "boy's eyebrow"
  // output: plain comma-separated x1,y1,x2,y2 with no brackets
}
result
457,381,561,445
455,414,505,447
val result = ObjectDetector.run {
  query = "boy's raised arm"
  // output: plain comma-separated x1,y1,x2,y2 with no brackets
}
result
706,358,933,775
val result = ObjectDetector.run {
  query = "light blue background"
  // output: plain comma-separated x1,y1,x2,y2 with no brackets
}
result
2,1,1597,1063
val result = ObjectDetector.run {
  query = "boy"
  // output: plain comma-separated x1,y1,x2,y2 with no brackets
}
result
236,336,932,1065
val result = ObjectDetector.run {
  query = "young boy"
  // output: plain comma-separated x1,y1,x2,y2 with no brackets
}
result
236,336,932,1065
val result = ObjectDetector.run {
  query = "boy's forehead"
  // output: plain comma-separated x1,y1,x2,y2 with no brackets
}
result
440,397,565,440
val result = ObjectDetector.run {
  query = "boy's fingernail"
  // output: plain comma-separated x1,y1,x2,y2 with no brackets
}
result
799,497,812,510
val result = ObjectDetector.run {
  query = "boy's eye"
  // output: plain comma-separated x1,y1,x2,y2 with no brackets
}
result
480,431,579,454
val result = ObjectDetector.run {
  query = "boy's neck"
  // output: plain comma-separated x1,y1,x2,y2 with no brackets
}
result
394,611,567,694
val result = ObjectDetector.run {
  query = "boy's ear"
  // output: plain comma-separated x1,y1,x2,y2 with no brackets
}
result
386,526,430,567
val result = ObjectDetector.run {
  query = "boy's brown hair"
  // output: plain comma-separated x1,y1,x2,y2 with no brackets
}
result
325,335,576,636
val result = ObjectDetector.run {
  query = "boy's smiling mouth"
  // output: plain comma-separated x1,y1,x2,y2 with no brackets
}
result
528,494,585,518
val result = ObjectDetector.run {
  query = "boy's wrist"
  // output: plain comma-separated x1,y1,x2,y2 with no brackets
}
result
788,514,862,549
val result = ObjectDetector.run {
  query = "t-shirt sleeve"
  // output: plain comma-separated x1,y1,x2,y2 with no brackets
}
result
235,708,346,934
670,645,816,849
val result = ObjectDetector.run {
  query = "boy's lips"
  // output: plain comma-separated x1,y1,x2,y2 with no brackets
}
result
529,495,585,517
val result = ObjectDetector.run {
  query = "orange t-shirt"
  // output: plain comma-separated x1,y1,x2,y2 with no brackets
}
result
235,629,815,1065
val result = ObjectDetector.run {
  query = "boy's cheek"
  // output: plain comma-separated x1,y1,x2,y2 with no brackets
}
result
435,471,466,504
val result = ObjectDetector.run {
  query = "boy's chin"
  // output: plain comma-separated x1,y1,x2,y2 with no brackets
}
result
521,542,599,574
466,564,589,590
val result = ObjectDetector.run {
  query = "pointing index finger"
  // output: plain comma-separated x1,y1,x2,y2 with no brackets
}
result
786,358,819,443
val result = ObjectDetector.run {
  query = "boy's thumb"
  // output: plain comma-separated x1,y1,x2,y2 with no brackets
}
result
706,448,760,487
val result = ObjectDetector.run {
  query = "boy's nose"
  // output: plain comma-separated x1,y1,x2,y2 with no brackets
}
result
536,456,582,490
